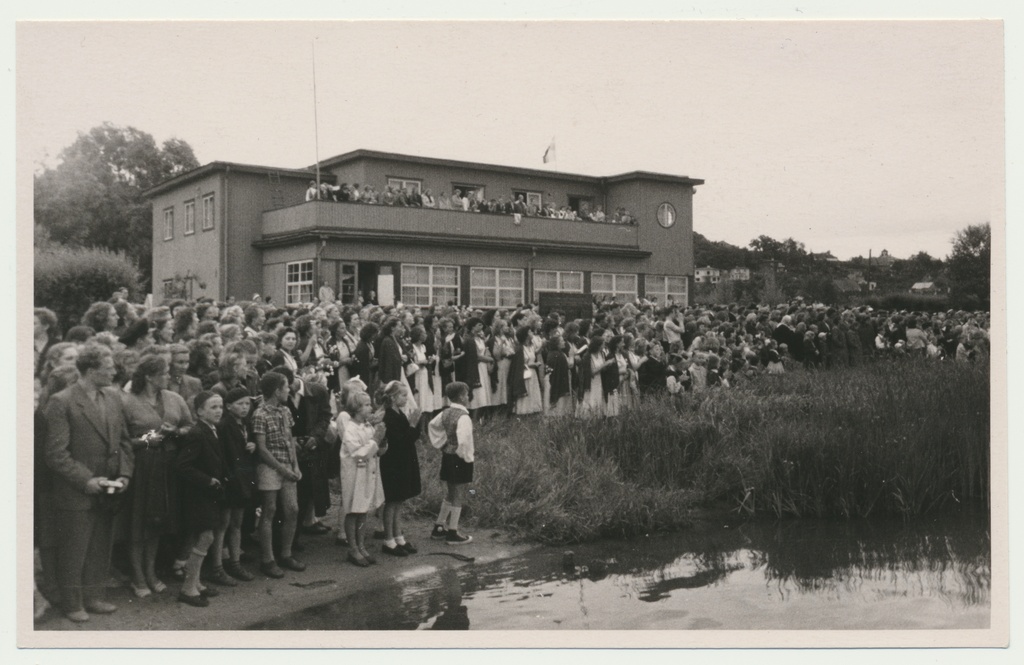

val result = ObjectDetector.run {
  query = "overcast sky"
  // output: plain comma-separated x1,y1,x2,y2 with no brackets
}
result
18,19,1004,261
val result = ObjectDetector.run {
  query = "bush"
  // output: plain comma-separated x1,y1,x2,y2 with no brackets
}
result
34,245,142,329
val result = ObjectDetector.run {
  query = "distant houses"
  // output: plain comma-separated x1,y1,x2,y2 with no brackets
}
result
694,266,752,284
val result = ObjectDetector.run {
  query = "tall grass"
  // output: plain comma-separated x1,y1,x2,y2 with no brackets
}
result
409,358,990,544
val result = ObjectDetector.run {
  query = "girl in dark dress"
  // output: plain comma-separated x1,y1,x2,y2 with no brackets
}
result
215,387,258,582
175,391,228,607
377,380,422,557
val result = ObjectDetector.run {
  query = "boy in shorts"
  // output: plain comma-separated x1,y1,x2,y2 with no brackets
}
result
428,381,475,544
252,371,306,577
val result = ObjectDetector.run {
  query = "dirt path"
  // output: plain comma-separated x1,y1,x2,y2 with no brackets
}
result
34,515,535,632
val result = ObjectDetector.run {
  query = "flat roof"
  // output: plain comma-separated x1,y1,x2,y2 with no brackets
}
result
316,149,704,187
144,161,334,198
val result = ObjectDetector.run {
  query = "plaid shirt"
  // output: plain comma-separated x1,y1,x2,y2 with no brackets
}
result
252,401,295,467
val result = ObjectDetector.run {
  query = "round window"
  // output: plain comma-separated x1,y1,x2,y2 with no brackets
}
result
657,202,676,229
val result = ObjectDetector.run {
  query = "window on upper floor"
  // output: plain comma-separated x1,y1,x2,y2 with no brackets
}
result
387,177,422,194
202,193,215,231
184,200,196,235
163,207,174,241
511,190,543,210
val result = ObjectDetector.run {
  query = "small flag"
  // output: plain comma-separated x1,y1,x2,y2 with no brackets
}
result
543,138,556,164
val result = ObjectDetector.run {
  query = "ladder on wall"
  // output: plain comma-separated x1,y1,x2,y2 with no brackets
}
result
267,171,285,209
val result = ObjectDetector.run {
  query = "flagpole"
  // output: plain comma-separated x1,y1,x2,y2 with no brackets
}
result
312,39,321,191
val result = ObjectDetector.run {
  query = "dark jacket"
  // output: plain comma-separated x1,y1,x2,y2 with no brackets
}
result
216,414,257,506
176,421,228,531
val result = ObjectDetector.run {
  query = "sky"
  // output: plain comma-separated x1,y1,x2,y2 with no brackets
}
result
17,19,1004,262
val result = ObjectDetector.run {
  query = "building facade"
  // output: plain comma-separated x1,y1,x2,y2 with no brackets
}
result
148,149,703,308
694,266,721,284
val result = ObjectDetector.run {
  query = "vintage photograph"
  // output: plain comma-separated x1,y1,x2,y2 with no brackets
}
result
18,16,1003,648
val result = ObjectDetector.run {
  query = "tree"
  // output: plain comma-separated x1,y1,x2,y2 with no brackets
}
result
34,123,200,290
947,223,991,309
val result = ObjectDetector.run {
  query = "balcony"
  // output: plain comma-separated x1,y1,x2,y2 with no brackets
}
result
257,201,644,257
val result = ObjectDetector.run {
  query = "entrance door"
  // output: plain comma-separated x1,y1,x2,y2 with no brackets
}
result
358,262,378,305
339,262,358,305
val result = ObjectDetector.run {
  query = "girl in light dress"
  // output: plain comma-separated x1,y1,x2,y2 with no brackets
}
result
489,320,514,412
513,326,543,415
338,388,386,567
577,335,615,418
407,325,440,416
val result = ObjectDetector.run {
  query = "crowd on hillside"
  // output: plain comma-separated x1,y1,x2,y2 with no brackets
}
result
32,289,990,623
305,179,639,224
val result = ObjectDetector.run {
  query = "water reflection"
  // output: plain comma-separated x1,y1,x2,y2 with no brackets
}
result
250,509,989,630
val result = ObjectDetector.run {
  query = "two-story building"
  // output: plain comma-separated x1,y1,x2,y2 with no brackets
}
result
147,149,703,308
694,266,721,284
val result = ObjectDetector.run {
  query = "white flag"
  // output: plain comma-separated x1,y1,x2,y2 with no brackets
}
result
543,138,556,164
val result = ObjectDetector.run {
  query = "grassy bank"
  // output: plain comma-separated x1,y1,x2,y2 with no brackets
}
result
409,358,990,544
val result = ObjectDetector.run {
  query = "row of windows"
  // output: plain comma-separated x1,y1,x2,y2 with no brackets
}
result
163,193,216,240
284,261,687,306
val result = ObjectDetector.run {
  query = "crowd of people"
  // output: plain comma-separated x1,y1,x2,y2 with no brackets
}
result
32,289,990,623
305,179,639,224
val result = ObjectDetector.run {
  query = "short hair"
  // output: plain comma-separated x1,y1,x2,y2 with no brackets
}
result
65,325,96,344
268,365,294,384
259,371,288,399
130,356,167,395
193,390,220,413
244,304,264,327
76,343,112,374
294,314,315,337
34,307,58,334
445,381,470,403
169,343,190,357
82,302,115,331
343,387,372,416
375,380,407,410
276,326,298,347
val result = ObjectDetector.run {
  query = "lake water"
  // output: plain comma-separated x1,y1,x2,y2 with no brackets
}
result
251,509,989,630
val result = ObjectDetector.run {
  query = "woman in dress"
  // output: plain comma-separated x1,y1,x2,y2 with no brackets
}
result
327,318,358,394
489,319,514,413
270,327,300,374
121,356,194,597
464,318,494,416
407,325,437,417
338,389,386,567
353,322,380,398
577,337,614,418
377,381,422,557
603,336,624,417
512,326,543,415
544,336,574,416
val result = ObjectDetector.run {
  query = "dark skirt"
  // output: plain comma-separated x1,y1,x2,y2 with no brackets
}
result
439,453,473,485
380,439,422,503
128,446,180,539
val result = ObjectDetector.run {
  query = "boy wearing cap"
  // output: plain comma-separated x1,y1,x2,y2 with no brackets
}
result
216,387,258,581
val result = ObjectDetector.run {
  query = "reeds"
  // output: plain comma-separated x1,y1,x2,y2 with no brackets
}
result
409,358,990,544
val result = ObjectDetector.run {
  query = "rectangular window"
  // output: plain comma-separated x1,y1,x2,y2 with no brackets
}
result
591,272,637,302
452,183,485,202
401,264,459,306
387,178,422,194
512,190,543,210
202,193,215,231
533,270,583,301
567,195,593,215
163,207,174,241
470,268,524,308
645,275,688,305
184,200,196,235
286,260,314,305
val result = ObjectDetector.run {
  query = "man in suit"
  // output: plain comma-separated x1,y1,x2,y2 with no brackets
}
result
268,365,333,551
44,343,134,623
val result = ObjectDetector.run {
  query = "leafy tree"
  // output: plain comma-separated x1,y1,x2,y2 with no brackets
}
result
35,245,142,327
947,223,991,309
34,123,200,289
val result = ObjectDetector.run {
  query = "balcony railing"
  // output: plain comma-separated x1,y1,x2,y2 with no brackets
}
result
261,201,640,250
